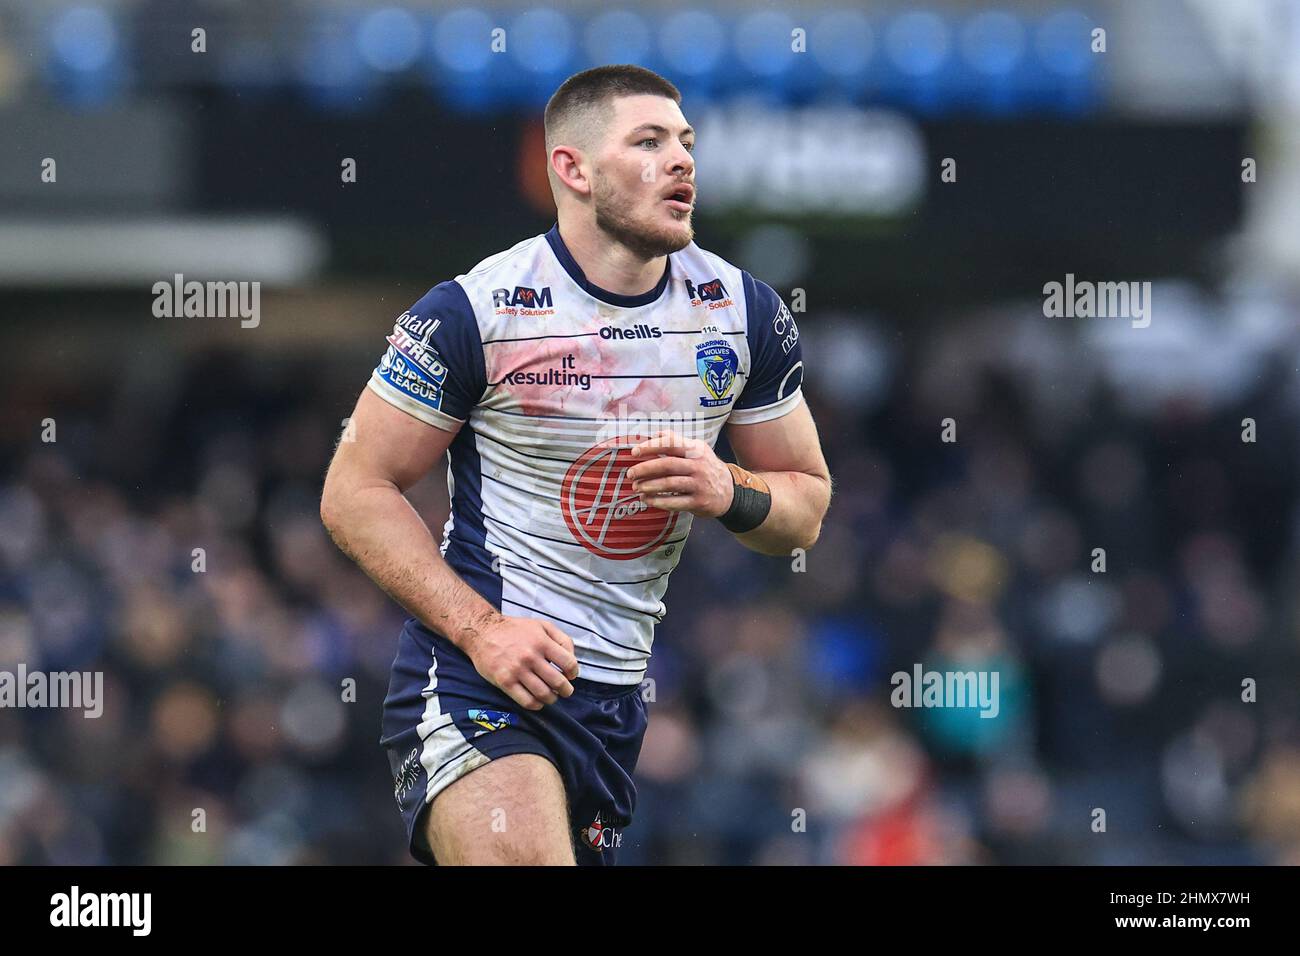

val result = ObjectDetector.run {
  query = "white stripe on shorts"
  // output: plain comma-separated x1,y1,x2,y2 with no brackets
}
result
418,646,489,807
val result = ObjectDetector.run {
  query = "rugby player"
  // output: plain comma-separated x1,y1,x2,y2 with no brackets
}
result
320,65,832,865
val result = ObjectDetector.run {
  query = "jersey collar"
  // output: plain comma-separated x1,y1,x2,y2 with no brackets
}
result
544,223,672,309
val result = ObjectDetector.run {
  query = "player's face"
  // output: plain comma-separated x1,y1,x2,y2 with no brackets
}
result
590,95,696,260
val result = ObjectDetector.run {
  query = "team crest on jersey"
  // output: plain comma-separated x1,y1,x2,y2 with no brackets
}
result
467,708,516,734
696,340,739,407
560,437,679,560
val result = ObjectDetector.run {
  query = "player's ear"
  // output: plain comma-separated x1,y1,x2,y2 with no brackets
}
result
550,145,591,197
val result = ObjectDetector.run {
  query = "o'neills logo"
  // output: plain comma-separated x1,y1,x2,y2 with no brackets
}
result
560,437,678,560
599,324,662,340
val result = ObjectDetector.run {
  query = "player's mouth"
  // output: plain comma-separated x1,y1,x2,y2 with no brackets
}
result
662,182,694,213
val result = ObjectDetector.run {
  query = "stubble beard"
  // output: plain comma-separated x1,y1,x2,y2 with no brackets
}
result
592,172,694,261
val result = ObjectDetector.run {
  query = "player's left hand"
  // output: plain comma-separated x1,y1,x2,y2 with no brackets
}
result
627,430,733,518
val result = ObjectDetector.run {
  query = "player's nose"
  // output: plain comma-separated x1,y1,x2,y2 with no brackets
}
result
666,144,694,179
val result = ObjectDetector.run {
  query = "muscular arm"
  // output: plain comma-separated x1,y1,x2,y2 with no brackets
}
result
320,386,579,709
320,387,489,645
626,396,832,557
724,398,831,555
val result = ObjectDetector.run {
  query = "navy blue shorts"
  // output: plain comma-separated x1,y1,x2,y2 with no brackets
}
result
380,619,648,866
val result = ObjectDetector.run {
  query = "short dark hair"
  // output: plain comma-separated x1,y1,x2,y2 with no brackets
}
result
544,65,681,153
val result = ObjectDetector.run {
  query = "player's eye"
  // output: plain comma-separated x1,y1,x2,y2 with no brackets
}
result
639,138,658,148
682,141,694,153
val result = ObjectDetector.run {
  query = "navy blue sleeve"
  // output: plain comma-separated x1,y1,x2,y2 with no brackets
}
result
731,272,804,423
367,280,486,429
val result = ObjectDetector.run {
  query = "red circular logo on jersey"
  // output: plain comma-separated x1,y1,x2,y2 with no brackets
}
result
561,437,679,560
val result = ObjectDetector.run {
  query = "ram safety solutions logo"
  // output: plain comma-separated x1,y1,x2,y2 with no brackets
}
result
685,276,732,308
492,285,555,316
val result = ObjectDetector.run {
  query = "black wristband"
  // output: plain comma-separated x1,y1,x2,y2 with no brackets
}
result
718,481,772,534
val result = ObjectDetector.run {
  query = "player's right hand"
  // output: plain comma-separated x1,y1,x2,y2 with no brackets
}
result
463,614,580,710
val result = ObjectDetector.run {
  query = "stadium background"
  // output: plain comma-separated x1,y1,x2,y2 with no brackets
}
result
3,0,1300,864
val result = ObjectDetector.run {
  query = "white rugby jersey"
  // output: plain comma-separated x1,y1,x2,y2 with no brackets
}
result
369,225,803,685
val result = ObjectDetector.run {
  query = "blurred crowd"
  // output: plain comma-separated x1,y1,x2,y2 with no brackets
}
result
3,279,1300,865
